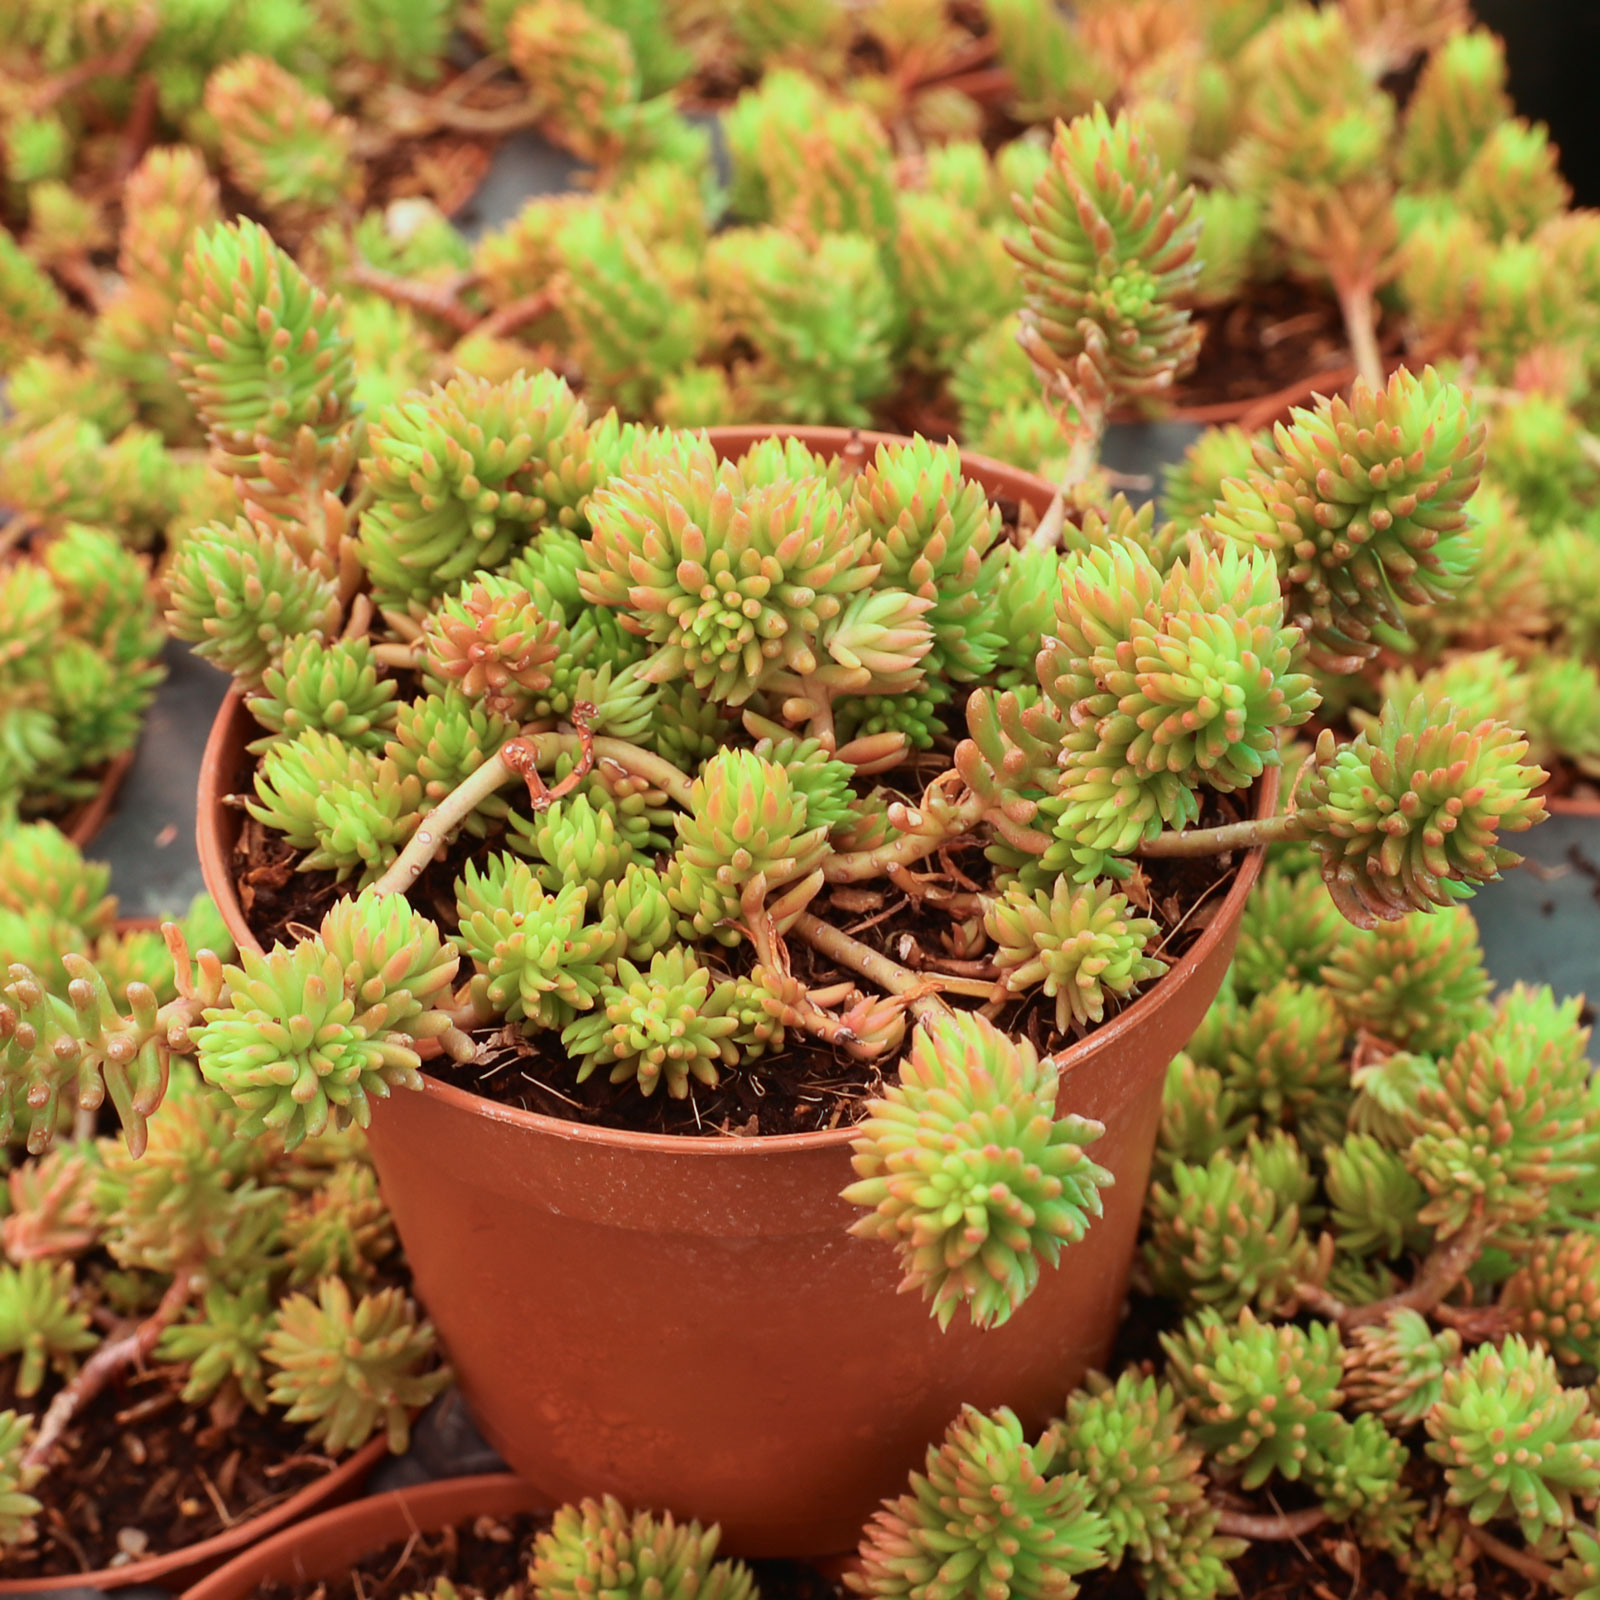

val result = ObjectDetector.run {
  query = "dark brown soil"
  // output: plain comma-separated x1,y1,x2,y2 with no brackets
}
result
5,1356,339,1579
228,694,1248,1140
1165,279,1369,414
1542,755,1600,812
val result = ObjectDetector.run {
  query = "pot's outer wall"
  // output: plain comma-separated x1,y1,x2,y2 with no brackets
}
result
197,427,1275,1556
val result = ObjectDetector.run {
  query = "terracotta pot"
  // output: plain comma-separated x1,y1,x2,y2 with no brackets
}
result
183,1474,544,1600
0,1436,385,1594
60,747,136,849
195,425,1277,1555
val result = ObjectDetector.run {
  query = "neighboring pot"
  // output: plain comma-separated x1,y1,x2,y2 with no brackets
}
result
196,426,1277,1555
61,748,136,849
0,1437,385,1595
183,1474,545,1600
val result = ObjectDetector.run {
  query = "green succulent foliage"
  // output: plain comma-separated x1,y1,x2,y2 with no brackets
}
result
950,316,1038,445
1308,1412,1414,1541
454,855,617,1028
986,0,1102,122
1155,1052,1253,1177
166,518,341,686
1220,979,1348,1148
248,730,421,883
1159,426,1261,530
584,449,881,707
94,1082,285,1279
1406,985,1598,1239
158,1281,276,1410
1052,1372,1221,1579
1297,694,1546,925
1559,1527,1600,1600
386,691,519,837
1205,369,1486,674
247,634,398,752
895,194,1017,375
666,749,830,944
1348,1048,1440,1150
851,438,1004,683
1399,27,1512,187
1503,1232,1600,1368
556,211,700,418
0,224,74,369
1322,906,1491,1056
0,1258,96,1397
281,1159,395,1286
1527,654,1600,776
1324,1134,1427,1261
986,878,1166,1032
1162,1308,1346,1490
172,219,353,478
1459,118,1572,241
1485,392,1596,535
265,1277,449,1454
705,226,898,426
0,1411,40,1549
511,792,641,904
1010,105,1201,402
357,371,592,606
1542,524,1600,662
1344,1308,1462,1428
850,1404,1110,1600
844,1012,1112,1331
0,822,114,934
1426,1335,1600,1545
721,68,831,222
197,938,426,1149
561,947,744,1100
531,1496,754,1600
1231,864,1350,1000
6,355,133,438
317,888,459,1039
1188,190,1264,306
1143,1145,1315,1318
600,864,676,965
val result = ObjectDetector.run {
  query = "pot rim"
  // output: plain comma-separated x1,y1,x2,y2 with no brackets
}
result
0,1434,386,1594
181,1473,546,1600
196,423,1278,1160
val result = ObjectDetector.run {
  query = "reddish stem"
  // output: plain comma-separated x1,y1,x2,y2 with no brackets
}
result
1211,1505,1329,1541
1465,1525,1557,1588
23,1271,192,1473
347,263,480,335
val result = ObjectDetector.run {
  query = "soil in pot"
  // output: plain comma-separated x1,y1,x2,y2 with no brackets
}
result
1,1357,345,1585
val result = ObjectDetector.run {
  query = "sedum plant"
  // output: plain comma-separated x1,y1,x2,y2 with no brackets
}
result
1,148,1552,1343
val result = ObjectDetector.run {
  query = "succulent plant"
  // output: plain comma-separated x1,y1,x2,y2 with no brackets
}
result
1406,985,1597,1240
1322,906,1491,1056
844,1013,1112,1330
265,1277,449,1453
0,1258,95,1397
531,1497,755,1600
1344,1307,1462,1427
1143,1145,1316,1318
1219,979,1347,1148
1425,1335,1600,1545
158,1281,276,1410
850,1404,1109,1600
1503,1233,1600,1370
986,878,1165,1031
0,1413,40,1548
247,634,399,752
1162,1308,1345,1489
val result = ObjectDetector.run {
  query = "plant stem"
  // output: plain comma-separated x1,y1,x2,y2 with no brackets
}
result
1336,277,1385,394
1296,1212,1489,1331
793,913,952,1024
346,262,480,334
369,744,524,896
23,1270,192,1474
370,730,696,899
822,796,983,883
1211,1504,1329,1542
1465,1526,1557,1588
1138,811,1305,858
1030,394,1107,550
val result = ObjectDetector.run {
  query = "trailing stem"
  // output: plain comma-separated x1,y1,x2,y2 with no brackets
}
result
1211,1504,1329,1541
1465,1525,1558,1588
1335,276,1385,394
1138,811,1305,858
22,1270,193,1474
1030,392,1108,551
1295,1210,1490,1331
793,913,954,1025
